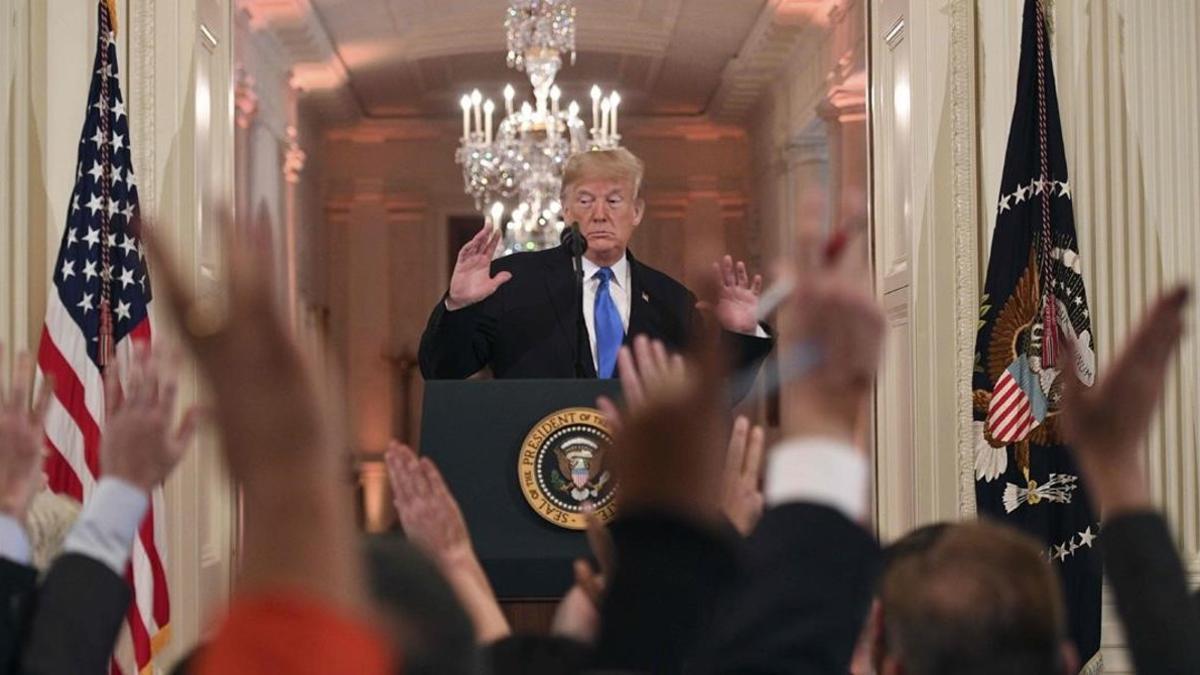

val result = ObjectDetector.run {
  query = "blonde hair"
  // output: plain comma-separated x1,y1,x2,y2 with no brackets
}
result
25,489,82,573
561,149,645,200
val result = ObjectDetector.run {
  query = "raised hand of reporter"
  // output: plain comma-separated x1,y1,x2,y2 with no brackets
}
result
386,441,510,643
144,210,382,639
100,344,199,492
779,231,884,443
721,416,765,536
609,334,725,521
551,510,614,643
0,347,51,520
1061,286,1190,515
386,441,475,569
144,212,326,493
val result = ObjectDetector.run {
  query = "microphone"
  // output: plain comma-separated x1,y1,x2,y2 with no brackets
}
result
560,221,588,256
563,221,589,377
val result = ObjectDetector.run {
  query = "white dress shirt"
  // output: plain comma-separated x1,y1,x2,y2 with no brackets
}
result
0,478,148,574
581,254,631,372
764,437,868,522
0,514,32,565
61,477,148,575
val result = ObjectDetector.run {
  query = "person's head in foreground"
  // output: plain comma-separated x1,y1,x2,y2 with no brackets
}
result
560,148,646,267
874,521,1077,675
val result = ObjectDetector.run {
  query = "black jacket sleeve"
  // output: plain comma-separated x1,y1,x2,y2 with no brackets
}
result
697,503,881,675
0,558,38,674
592,512,739,674
21,553,131,675
418,293,502,380
1101,511,1200,675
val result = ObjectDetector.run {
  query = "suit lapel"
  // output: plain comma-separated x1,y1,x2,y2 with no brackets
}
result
625,251,657,346
544,247,597,378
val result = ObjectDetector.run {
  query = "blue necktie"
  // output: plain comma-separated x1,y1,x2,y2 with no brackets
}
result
593,267,623,378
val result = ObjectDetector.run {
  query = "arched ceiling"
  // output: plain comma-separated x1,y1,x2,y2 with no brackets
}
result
238,0,845,127
308,0,763,119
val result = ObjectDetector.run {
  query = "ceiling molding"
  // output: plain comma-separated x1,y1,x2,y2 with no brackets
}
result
236,0,361,124
709,0,851,123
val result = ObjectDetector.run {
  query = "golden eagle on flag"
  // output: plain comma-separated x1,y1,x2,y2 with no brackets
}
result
971,0,1101,670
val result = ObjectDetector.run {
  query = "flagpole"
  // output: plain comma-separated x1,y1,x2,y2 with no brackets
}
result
105,0,118,38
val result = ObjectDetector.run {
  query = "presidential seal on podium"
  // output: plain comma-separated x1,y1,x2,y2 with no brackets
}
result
518,407,618,530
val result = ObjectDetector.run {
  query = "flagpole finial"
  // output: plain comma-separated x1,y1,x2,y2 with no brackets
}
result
104,0,118,38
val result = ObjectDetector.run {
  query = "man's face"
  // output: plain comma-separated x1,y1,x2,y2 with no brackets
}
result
563,177,644,263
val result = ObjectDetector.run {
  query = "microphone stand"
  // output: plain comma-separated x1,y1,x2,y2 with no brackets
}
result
561,222,589,377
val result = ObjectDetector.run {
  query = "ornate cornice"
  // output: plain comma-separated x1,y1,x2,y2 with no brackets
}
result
709,0,854,123
236,0,360,124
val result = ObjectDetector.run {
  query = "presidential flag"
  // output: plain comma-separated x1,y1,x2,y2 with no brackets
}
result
971,0,1100,671
35,2,169,673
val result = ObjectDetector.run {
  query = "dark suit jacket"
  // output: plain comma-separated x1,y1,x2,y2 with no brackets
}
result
0,558,37,674
697,503,882,674
21,553,131,675
591,512,740,674
1101,512,1200,675
419,245,773,383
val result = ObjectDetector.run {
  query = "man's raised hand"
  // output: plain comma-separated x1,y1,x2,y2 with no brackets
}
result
0,346,52,519
721,415,765,536
1061,286,1190,515
709,254,764,336
446,224,512,311
100,344,199,492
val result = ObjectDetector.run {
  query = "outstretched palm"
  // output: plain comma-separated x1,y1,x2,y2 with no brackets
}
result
712,255,763,335
447,225,512,310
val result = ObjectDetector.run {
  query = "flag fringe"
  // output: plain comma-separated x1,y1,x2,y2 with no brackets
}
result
1079,651,1103,675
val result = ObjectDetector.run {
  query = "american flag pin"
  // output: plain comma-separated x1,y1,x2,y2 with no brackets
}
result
642,292,650,302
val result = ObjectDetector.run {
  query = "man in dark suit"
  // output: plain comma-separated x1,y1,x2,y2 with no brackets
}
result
419,148,773,381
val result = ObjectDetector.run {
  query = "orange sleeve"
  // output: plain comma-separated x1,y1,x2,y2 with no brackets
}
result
195,593,397,675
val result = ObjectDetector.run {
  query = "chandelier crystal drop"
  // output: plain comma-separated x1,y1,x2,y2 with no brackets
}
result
457,0,625,254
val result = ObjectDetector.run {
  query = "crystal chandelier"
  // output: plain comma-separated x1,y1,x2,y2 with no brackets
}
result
457,0,624,253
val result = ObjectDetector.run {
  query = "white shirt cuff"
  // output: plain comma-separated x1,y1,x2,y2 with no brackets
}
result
62,477,148,575
754,324,769,339
0,514,32,565
765,437,868,522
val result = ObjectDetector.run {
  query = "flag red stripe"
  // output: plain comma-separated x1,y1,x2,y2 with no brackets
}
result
139,508,171,625
996,400,1033,440
42,436,85,503
988,385,1025,427
127,318,170,626
992,373,1018,400
124,563,152,667
987,376,1020,417
995,399,1031,439
989,389,1027,432
37,327,102,477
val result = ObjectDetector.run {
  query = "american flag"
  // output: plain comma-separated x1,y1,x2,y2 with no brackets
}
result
35,2,169,673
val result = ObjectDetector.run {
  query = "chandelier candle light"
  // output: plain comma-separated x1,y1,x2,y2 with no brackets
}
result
456,0,626,253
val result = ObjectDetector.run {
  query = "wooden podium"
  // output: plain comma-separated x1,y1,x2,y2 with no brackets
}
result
420,379,622,632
